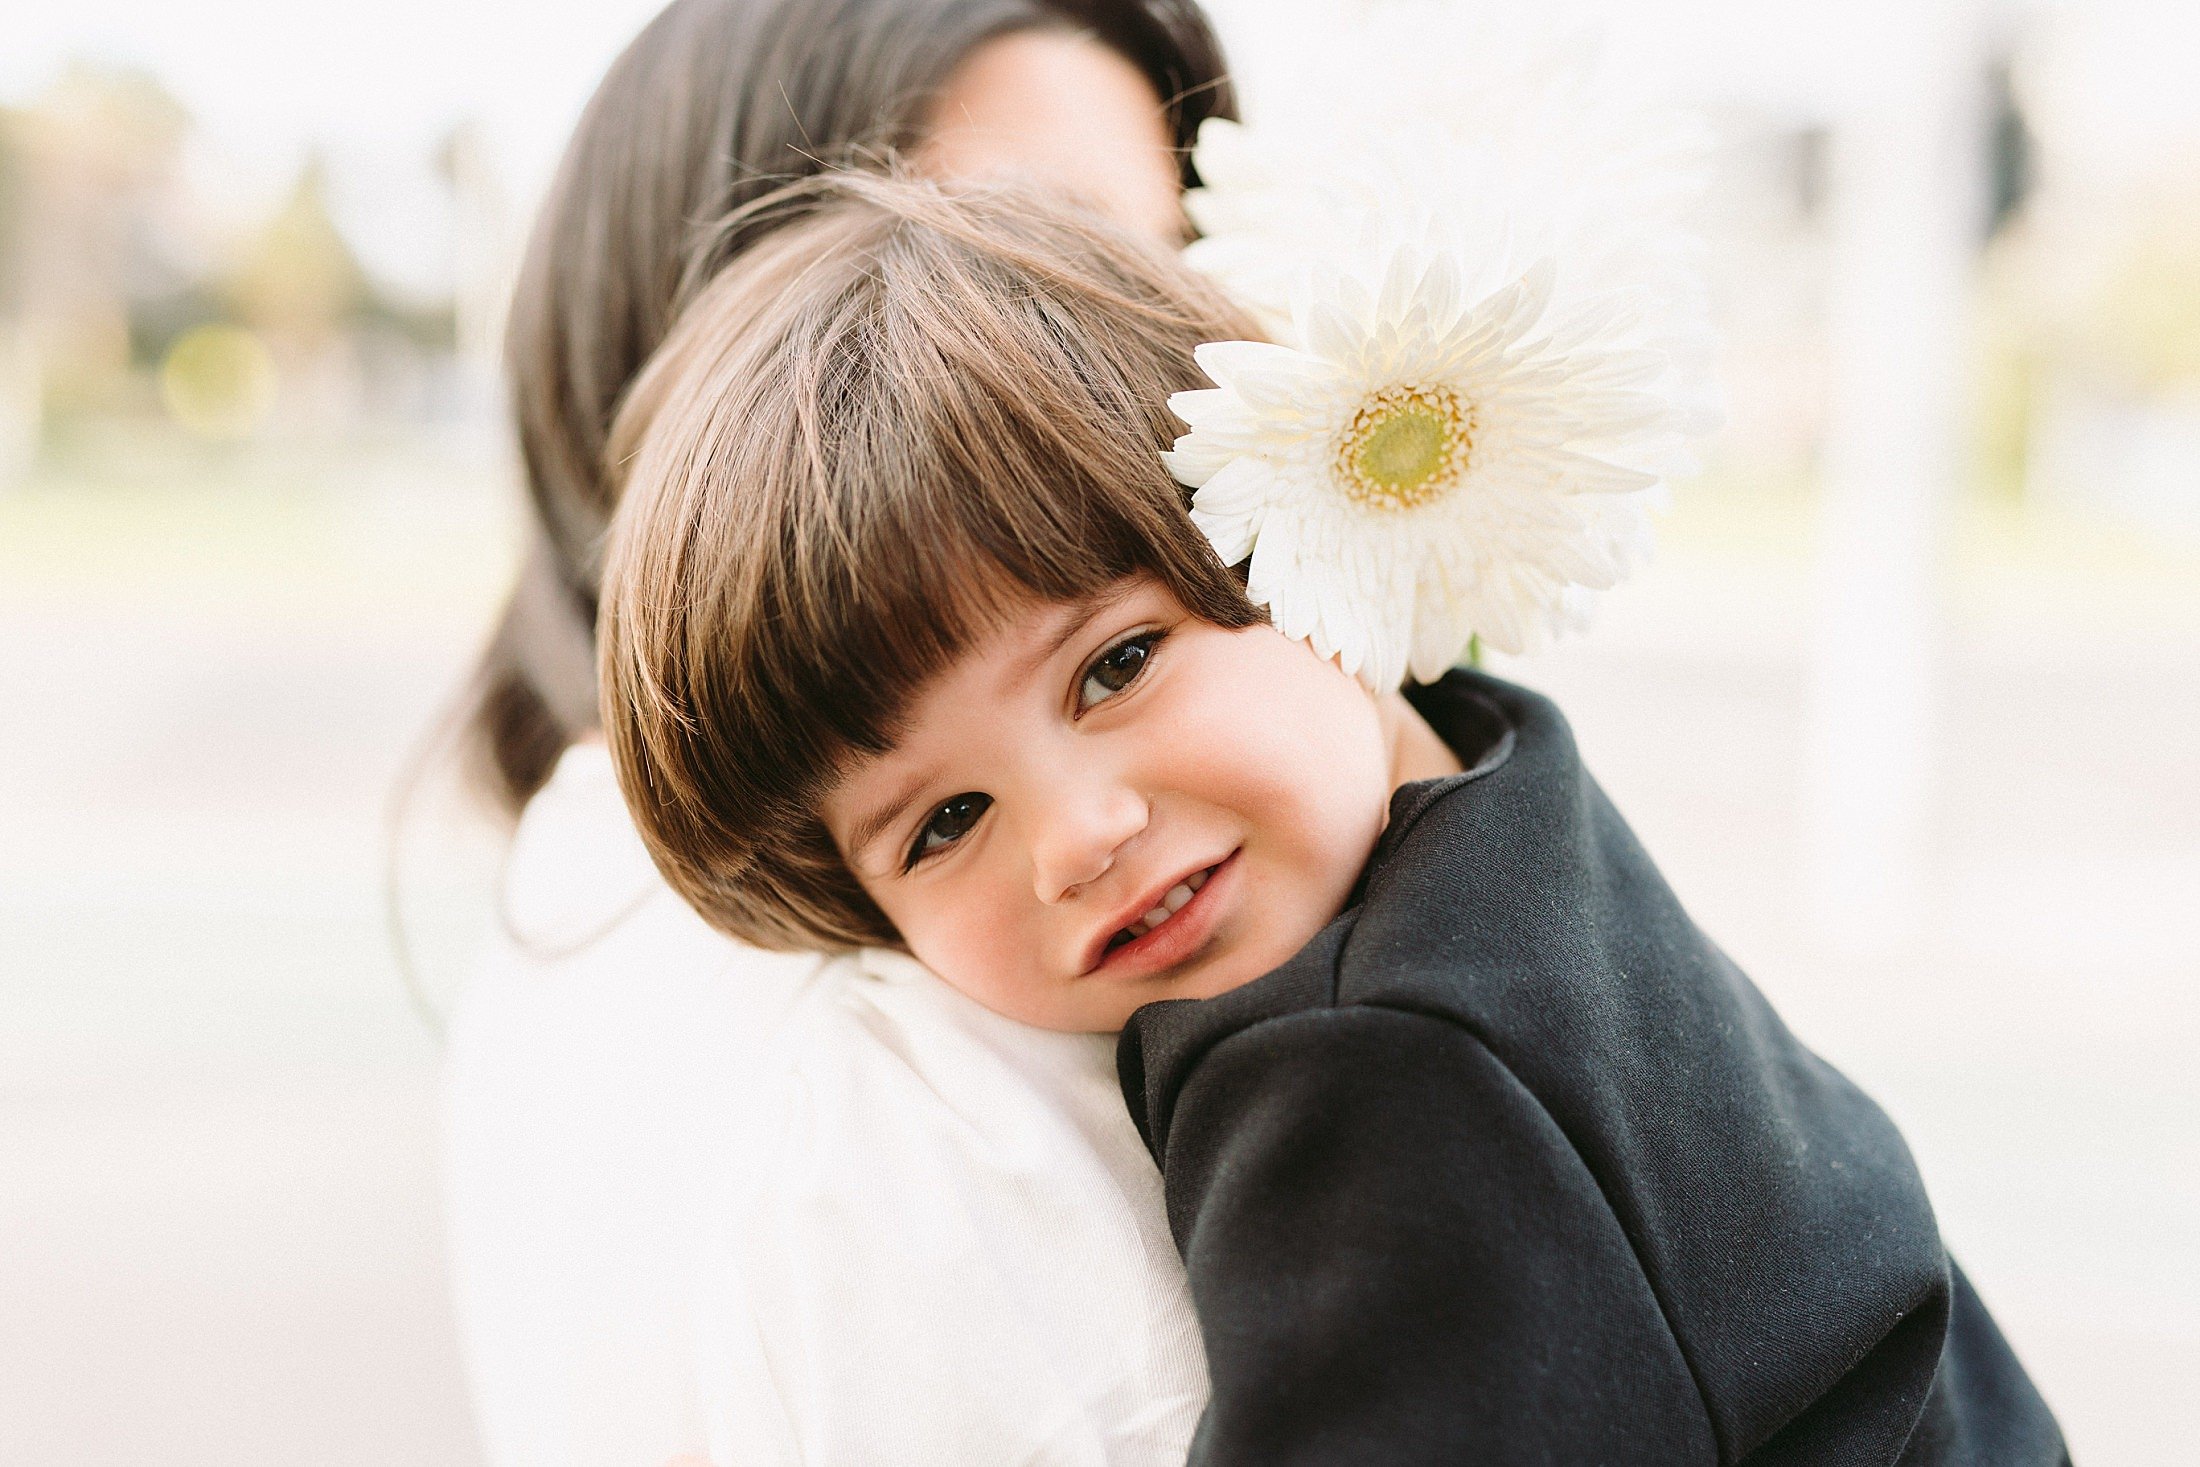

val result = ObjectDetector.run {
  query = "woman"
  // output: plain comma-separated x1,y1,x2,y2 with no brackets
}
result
442,3,1235,1463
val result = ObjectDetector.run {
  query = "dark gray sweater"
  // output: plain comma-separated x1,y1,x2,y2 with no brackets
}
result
1119,671,2065,1465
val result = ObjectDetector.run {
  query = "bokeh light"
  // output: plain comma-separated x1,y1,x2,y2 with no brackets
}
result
158,323,275,439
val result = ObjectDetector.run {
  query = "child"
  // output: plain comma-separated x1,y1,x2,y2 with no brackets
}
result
598,173,2067,1464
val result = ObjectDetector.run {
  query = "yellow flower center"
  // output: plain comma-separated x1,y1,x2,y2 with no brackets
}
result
1334,384,1473,510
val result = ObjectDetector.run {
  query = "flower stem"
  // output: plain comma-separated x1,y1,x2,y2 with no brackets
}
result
1466,634,1484,670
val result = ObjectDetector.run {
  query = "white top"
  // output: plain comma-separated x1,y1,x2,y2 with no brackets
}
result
443,744,1208,1467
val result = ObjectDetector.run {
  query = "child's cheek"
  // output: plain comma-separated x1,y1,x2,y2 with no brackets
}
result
918,886,1043,1017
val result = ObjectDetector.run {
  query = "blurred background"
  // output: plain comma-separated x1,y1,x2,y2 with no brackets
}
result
0,0,2192,1461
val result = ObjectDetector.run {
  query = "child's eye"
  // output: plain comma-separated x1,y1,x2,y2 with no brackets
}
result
905,792,992,870
1078,631,1164,713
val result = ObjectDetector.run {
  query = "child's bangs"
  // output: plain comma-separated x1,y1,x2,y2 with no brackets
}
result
734,177,1266,777
785,325,1260,764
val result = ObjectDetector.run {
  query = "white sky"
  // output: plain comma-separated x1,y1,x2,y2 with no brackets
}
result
4,0,2194,291
0,0,667,167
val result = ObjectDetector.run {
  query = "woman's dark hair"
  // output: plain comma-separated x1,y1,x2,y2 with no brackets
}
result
467,0,1237,813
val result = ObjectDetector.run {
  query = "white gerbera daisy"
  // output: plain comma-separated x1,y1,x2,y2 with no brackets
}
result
1167,233,1685,690
1168,3,1721,679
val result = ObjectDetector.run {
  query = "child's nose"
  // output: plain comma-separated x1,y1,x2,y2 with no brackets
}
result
1030,781,1150,904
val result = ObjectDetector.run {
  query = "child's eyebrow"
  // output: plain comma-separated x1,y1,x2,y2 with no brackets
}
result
1004,581,1145,687
844,764,942,870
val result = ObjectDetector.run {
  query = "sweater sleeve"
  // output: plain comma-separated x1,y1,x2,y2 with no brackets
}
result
1150,1003,1718,1465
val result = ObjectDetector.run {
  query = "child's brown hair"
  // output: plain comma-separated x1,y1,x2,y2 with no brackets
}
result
599,171,1264,950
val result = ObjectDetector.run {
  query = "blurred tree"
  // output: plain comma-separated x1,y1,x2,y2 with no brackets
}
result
10,62,193,425
0,107,33,480
0,106,25,314
225,153,369,357
1984,53,2036,242
2089,201,2200,390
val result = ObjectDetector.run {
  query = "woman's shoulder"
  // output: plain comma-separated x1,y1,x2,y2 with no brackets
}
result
491,740,777,975
449,740,828,1129
697,949,1207,1465
751,948,1164,1194
444,742,839,1464
447,744,1205,1464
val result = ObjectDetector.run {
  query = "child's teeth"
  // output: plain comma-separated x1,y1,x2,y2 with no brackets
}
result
1115,868,1221,950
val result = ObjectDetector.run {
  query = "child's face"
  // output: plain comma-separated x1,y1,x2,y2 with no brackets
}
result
823,577,1396,1032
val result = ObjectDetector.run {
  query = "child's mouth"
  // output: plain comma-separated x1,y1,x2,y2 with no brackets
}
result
1104,864,1217,954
